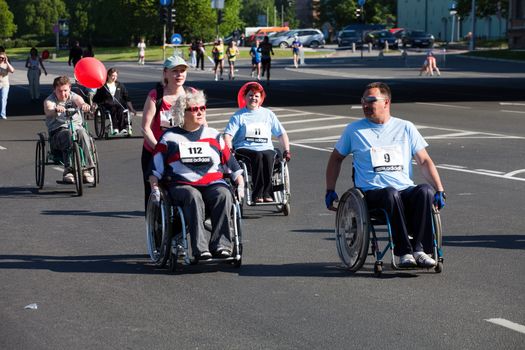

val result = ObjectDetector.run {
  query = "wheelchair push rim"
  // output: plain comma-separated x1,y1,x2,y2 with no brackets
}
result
335,188,370,272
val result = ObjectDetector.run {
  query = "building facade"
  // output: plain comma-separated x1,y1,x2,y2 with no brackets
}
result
397,0,507,42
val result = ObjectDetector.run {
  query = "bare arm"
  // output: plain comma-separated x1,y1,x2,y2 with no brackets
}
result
5,58,14,73
39,58,47,75
73,94,90,112
326,149,346,192
277,132,290,153
414,148,444,192
223,133,233,150
141,95,158,149
148,175,159,189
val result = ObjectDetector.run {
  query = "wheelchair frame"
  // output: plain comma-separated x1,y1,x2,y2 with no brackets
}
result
335,187,443,277
236,151,291,216
93,105,132,139
35,109,100,196
145,183,243,273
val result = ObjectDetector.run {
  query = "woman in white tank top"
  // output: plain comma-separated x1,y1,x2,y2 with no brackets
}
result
25,47,47,101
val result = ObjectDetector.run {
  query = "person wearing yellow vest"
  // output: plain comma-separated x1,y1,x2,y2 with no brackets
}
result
212,39,225,81
226,41,240,80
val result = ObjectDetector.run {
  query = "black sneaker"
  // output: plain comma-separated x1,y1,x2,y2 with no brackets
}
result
197,251,212,260
213,249,231,258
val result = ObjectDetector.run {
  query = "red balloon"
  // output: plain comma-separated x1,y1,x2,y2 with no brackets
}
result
74,57,107,89
237,81,266,108
41,50,50,60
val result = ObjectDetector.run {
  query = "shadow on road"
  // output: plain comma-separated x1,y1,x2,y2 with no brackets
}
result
443,235,525,250
41,209,144,218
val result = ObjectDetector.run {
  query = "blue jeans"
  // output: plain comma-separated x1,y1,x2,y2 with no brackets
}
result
0,85,9,118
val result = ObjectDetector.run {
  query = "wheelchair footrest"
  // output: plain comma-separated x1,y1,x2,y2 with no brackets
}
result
272,185,284,191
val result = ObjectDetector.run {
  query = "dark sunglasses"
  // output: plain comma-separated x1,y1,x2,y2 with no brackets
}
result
361,96,387,104
185,105,206,113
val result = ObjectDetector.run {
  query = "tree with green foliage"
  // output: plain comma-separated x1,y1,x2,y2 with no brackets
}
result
218,0,244,39
317,0,396,30
10,0,67,37
240,0,276,27
0,0,17,38
456,0,508,18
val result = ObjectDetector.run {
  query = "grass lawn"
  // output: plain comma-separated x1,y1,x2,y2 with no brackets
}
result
464,49,525,61
6,45,331,63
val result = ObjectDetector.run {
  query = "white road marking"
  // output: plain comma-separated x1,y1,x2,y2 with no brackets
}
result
436,165,525,182
281,116,350,125
206,112,314,126
499,102,525,106
504,169,525,177
0,145,6,150
290,142,331,152
485,318,525,334
284,67,394,79
415,102,471,109
474,169,505,175
287,124,349,134
52,166,63,172
501,109,525,114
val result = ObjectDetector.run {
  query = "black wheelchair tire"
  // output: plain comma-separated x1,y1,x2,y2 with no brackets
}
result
90,138,100,186
35,140,46,189
94,107,106,139
335,188,370,272
72,143,83,196
146,193,172,268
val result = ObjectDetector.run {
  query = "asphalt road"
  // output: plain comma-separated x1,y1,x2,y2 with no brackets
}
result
1,53,524,350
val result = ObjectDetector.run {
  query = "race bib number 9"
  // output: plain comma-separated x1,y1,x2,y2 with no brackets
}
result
159,110,174,128
179,142,213,164
245,123,270,143
370,145,403,172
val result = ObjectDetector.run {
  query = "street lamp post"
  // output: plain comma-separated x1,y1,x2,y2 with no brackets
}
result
469,0,476,50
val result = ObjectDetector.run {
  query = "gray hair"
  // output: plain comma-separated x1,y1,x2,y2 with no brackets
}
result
171,87,207,127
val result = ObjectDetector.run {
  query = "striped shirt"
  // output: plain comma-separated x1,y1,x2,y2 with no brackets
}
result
151,125,242,186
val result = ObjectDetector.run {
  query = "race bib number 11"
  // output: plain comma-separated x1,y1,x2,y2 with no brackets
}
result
245,123,269,143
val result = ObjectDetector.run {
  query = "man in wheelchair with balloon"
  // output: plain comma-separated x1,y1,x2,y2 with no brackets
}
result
42,58,107,185
325,82,446,275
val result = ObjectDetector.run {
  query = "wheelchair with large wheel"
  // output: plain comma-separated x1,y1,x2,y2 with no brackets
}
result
93,104,132,139
145,182,243,273
335,187,443,277
35,108,100,196
234,149,291,216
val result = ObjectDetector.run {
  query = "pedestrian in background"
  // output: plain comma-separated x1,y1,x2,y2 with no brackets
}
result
190,39,198,68
68,41,83,67
83,44,95,58
0,51,15,119
291,35,302,68
226,41,239,80
137,38,146,65
419,51,440,76
25,47,47,102
196,39,205,71
212,39,225,81
259,36,274,85
249,40,261,80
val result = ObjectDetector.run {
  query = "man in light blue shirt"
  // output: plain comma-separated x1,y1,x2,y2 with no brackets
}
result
325,82,446,268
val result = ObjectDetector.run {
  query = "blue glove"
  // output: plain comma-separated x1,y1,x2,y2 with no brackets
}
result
325,190,338,209
434,191,446,210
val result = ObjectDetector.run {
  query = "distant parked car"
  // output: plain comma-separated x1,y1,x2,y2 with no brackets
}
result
365,30,399,49
270,29,325,48
337,30,363,48
401,30,435,48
